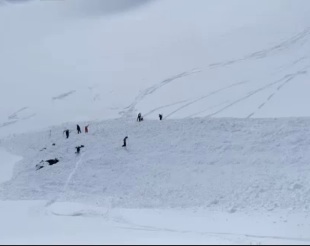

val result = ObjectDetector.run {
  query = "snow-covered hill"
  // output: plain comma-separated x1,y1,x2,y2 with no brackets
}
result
1,118,310,244
2,118,310,211
2,0,310,244
1,0,310,136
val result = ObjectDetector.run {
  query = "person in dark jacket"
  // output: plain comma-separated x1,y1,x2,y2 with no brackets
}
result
85,125,89,133
63,129,70,139
159,114,163,121
77,125,82,134
122,136,128,147
75,145,85,154
137,113,143,122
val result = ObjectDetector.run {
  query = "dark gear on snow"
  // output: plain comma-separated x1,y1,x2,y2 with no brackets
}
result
46,158,59,165
36,158,60,171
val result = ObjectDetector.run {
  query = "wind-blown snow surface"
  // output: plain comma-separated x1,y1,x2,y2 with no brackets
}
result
1,0,310,136
2,118,310,211
1,118,310,244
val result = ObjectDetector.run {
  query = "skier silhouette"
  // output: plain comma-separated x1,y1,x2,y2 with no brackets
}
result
137,113,142,122
85,125,89,133
159,114,163,121
122,136,128,147
75,145,85,154
77,125,82,134
63,129,70,139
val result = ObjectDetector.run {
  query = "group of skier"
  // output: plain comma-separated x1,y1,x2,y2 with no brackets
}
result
64,113,163,149
137,113,163,122
124,113,163,147
63,124,89,139
36,113,163,170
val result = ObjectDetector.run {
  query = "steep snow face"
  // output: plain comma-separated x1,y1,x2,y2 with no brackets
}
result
2,118,310,212
1,0,310,136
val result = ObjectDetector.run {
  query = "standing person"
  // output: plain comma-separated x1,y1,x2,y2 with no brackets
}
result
137,113,142,122
85,125,89,133
63,129,70,139
122,136,128,148
77,125,82,134
159,114,163,121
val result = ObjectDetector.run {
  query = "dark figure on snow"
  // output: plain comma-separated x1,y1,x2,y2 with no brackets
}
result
36,158,59,170
46,158,59,165
159,114,163,121
36,164,44,171
137,113,143,122
75,145,85,154
85,125,89,133
77,125,82,134
122,136,128,148
63,129,70,139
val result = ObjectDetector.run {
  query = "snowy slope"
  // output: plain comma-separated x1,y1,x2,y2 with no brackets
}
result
2,118,310,212
1,0,310,136
2,0,310,244
1,200,310,245
1,118,310,244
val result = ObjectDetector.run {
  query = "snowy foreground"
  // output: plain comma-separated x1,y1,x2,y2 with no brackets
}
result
1,118,310,244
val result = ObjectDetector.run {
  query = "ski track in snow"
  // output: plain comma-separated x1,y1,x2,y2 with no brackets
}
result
144,100,189,117
43,204,310,244
45,153,85,208
116,224,310,244
8,107,28,120
0,107,36,129
120,29,310,121
185,100,233,118
206,70,307,118
121,69,202,117
272,56,309,75
0,120,18,128
246,69,308,118
52,90,76,101
209,28,310,69
164,80,249,119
